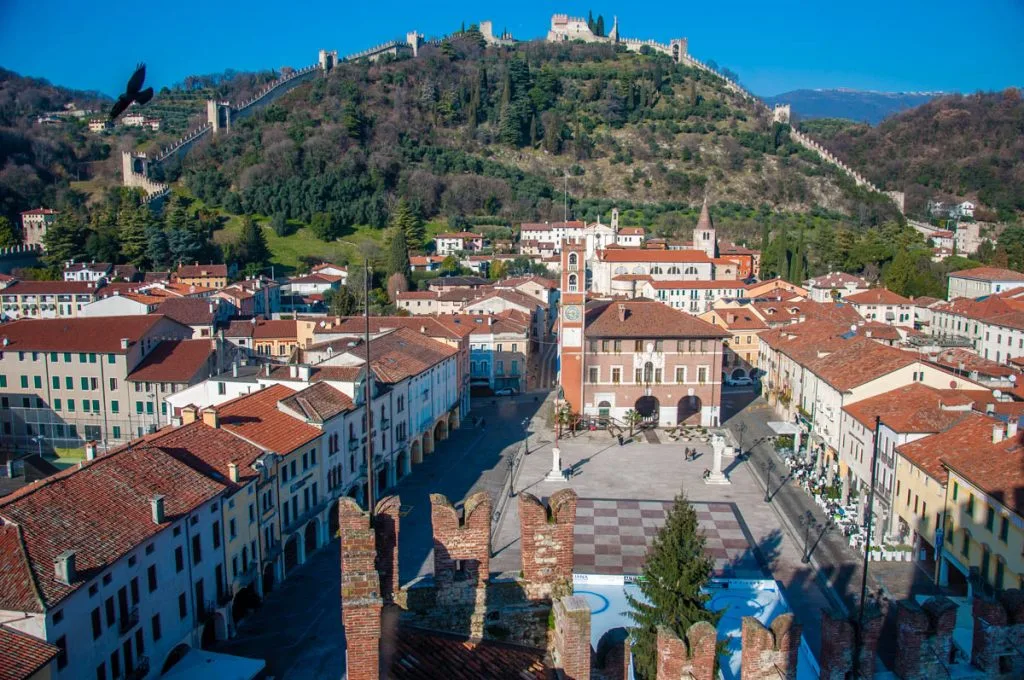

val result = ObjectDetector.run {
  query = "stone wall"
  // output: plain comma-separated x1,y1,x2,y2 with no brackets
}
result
740,613,801,679
338,497,383,680
818,607,883,679
894,597,958,679
655,622,718,680
971,589,1024,679
519,489,577,600
553,595,591,680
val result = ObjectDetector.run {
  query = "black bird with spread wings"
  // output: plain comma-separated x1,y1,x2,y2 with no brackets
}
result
109,63,154,120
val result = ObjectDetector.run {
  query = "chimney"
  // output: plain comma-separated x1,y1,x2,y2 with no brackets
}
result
289,364,298,379
54,550,76,585
120,338,130,349
228,462,239,483
232,361,239,377
181,404,198,424
264,362,272,377
298,364,312,381
1008,419,1018,439
151,495,165,524
992,424,1005,444
986,403,995,415
85,441,97,461
617,304,627,322
202,407,220,428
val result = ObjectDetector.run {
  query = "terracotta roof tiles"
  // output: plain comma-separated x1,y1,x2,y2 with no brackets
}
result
842,384,977,433
348,328,458,384
948,266,1024,282
586,299,728,339
127,339,214,383
217,383,320,453
278,382,355,423
0,625,60,680
845,288,913,306
0,315,179,353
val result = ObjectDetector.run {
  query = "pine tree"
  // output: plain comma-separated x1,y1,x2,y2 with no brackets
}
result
165,195,191,232
626,493,724,680
326,286,358,316
387,228,411,278
145,224,171,270
596,15,606,37
43,214,88,267
0,216,19,248
236,216,271,267
120,205,151,268
390,198,424,250
587,10,595,33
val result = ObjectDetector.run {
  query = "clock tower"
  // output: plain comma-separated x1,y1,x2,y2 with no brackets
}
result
559,238,587,415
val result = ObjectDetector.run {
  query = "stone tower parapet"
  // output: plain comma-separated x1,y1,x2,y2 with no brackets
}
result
519,489,577,600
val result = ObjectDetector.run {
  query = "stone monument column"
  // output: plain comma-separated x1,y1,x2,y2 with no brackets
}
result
546,447,567,482
704,434,731,485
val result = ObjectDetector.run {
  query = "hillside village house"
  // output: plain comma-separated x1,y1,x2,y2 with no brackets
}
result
458,311,531,393
19,208,58,250
0,316,196,451
518,221,586,253
434,232,484,256
640,279,748,315
946,266,1024,300
63,262,113,282
930,290,1024,364
174,263,228,290
0,280,102,320
843,288,915,327
803,272,870,302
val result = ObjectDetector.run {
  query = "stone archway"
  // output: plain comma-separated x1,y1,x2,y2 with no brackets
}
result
161,644,191,674
262,563,275,594
449,407,460,430
424,430,435,455
304,520,319,560
677,395,702,425
434,417,449,444
635,396,660,425
730,368,747,380
232,585,259,623
284,536,299,574
397,449,410,479
411,438,422,465
598,400,611,426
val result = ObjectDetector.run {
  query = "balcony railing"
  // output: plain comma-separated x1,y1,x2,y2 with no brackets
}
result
118,607,139,635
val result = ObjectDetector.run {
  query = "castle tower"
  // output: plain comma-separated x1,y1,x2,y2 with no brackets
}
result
207,100,231,134
318,49,338,71
559,239,587,415
772,104,791,125
693,196,718,258
611,207,620,232
670,38,689,64
406,31,423,58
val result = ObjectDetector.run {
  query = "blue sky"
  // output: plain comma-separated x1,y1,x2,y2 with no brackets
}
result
1,0,1021,97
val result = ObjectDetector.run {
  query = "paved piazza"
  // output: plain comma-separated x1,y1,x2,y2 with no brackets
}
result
573,498,766,577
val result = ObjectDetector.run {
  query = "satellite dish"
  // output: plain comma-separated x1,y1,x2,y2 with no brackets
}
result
949,380,957,389
994,390,1003,399
850,325,857,333
1011,375,1018,384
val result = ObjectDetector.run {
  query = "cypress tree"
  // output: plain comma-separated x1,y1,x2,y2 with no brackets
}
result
120,204,151,268
237,215,271,267
390,198,424,250
626,493,725,680
387,227,411,278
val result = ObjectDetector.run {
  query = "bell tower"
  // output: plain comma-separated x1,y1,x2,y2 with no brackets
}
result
693,196,718,258
559,238,586,415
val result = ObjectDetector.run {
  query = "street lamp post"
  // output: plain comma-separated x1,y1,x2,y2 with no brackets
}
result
799,510,817,564
762,459,775,503
339,241,374,515
737,421,747,455
31,435,45,457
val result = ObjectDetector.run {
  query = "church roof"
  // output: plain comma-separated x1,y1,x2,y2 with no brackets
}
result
696,197,714,232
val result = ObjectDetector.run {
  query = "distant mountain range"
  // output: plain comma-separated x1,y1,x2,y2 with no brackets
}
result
762,89,943,125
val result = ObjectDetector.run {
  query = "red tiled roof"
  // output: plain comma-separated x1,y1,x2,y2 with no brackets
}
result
0,446,225,611
586,299,728,339
19,208,58,216
278,382,354,423
1,280,98,295
217,383,320,452
175,263,228,278
929,348,1016,378
0,625,60,680
348,328,458,383
148,421,264,487
714,309,769,331
157,297,216,326
805,272,870,289
842,384,977,433
0,315,181,353
312,316,473,341
808,338,917,391
646,279,747,290
948,266,1024,282
390,628,548,680
519,220,585,231
397,290,439,300
617,226,645,235
268,364,364,383
467,289,547,310
845,288,913,306
436,231,482,239
128,339,214,383
252,319,298,339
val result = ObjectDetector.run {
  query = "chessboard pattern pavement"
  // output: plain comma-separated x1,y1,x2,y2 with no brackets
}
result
572,498,768,577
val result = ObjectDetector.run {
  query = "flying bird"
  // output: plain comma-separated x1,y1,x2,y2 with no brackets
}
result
109,63,154,120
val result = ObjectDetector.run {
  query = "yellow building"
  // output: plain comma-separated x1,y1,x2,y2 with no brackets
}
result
899,413,1024,594
700,303,769,381
175,262,228,289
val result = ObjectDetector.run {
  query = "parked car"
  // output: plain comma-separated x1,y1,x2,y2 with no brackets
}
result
725,376,755,387
495,387,517,396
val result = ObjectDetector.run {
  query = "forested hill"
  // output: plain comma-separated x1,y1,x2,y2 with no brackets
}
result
799,89,1024,219
169,35,898,232
763,89,938,125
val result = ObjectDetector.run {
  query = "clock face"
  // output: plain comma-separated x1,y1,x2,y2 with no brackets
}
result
563,305,581,322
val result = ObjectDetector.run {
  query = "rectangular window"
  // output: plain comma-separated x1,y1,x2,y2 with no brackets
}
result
52,376,60,390
588,367,599,383
135,401,143,414
81,377,89,390
961,532,969,558
178,593,187,619
65,376,73,390
985,506,995,532
151,614,162,641
92,607,102,639
96,663,106,680
192,534,202,564
611,367,621,384
111,400,119,414
54,398,62,411
967,493,975,516
55,636,67,669
20,375,27,388
999,516,1009,542
148,565,157,592
105,597,115,626
212,521,221,549
229,518,237,540
110,651,119,680
697,367,708,383
952,482,959,500
675,367,686,382
109,377,117,391
175,546,184,572
113,426,121,439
